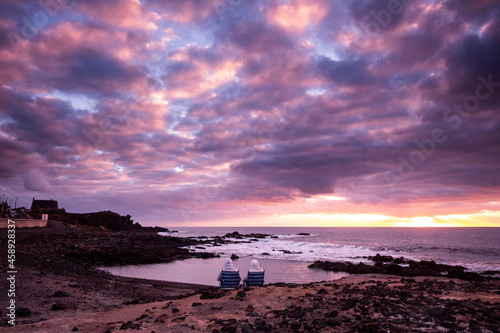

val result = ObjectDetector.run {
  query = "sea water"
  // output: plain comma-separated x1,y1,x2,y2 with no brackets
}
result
103,227,500,286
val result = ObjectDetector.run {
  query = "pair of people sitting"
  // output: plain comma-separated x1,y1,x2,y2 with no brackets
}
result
217,258,265,290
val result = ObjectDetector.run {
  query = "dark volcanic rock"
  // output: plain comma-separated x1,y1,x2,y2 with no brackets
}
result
308,258,493,281
120,321,141,329
222,231,271,240
254,318,267,328
384,264,404,275
16,307,32,317
221,324,237,332
317,288,329,295
393,257,407,264
51,303,67,311
428,307,446,318
56,210,168,232
282,250,302,254
309,261,380,275
370,254,394,262
447,269,485,281
62,232,217,266
200,289,225,300
53,290,70,297
241,323,255,333
288,309,306,319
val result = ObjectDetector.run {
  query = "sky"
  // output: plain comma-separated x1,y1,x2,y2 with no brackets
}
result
0,0,499,227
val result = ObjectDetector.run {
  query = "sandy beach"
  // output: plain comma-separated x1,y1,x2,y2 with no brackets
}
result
1,225,499,332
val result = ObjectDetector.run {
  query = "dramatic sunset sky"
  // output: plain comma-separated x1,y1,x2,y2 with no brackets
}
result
1,0,499,227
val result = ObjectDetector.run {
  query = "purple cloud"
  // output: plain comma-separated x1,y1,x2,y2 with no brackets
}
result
0,0,499,225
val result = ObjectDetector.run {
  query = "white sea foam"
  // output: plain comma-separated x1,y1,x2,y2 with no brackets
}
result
184,236,408,264
162,227,500,273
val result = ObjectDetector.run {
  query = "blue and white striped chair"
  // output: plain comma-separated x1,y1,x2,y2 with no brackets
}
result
219,270,241,290
244,270,265,287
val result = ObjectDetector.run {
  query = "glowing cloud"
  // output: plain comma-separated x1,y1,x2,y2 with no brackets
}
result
0,1,499,226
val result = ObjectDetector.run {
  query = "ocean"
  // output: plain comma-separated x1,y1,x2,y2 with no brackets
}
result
102,227,500,286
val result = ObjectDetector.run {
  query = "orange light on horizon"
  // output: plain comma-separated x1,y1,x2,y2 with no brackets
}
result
393,216,463,227
164,210,500,228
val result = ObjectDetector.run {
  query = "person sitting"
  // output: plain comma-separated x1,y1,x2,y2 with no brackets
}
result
243,259,265,287
217,258,241,290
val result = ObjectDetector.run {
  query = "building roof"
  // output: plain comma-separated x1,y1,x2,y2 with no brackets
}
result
31,198,59,210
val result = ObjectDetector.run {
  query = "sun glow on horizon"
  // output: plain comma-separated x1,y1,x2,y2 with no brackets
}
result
163,210,500,228
393,216,462,227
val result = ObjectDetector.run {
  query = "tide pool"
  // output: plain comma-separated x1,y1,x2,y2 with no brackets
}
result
102,256,348,286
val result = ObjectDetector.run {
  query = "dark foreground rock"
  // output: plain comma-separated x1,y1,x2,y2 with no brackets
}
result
19,275,495,332
202,277,500,333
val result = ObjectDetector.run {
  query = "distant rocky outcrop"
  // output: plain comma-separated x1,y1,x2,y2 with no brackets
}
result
309,254,496,282
53,210,168,232
14,229,216,269
222,231,271,239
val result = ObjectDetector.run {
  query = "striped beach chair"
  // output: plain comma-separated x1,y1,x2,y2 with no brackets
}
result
244,270,265,287
219,270,241,290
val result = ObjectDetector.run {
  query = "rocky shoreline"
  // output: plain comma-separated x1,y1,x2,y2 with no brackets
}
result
1,226,499,332
309,254,500,282
0,226,216,327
